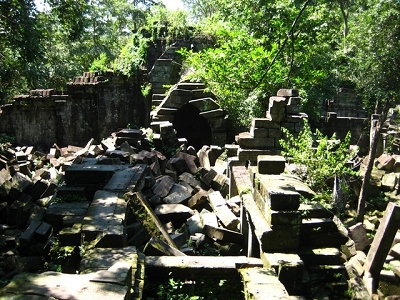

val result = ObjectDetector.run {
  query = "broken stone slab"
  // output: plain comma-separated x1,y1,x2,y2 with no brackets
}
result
389,243,400,260
0,270,131,299
153,203,195,224
11,172,33,192
201,168,218,186
348,222,371,251
211,173,229,197
82,190,128,248
167,157,188,175
19,220,42,247
208,191,239,230
163,183,192,205
125,192,179,249
178,172,201,188
197,146,211,170
200,209,219,228
8,193,33,227
152,175,175,198
144,236,186,256
145,255,263,278
187,212,203,234
175,151,199,174
203,224,243,244
65,160,124,186
45,202,90,231
58,223,82,246
187,188,209,209
103,164,147,192
381,172,399,191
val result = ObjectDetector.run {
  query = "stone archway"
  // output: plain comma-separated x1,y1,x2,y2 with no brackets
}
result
173,103,212,149
150,82,226,146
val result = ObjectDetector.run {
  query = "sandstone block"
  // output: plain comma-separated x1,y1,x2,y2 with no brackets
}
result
257,155,286,175
277,89,299,97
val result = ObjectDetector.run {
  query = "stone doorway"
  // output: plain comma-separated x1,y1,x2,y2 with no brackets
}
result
173,103,212,150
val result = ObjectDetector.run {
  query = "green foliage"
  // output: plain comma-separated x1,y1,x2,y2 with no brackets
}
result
145,276,244,300
53,193,87,203
89,53,110,72
113,33,149,77
0,133,15,153
141,82,152,97
345,0,400,113
279,120,356,196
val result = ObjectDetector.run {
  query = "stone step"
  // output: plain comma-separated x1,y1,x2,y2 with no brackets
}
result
299,247,344,265
145,255,263,278
307,264,347,282
240,267,290,299
151,99,163,107
301,218,338,235
176,82,206,90
152,93,166,101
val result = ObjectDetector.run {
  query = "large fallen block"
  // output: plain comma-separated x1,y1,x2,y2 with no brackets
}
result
208,191,239,230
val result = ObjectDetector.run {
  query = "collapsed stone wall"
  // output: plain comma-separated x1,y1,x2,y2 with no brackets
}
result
0,71,147,150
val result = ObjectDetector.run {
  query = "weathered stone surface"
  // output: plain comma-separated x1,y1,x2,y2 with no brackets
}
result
260,252,304,295
240,267,289,300
201,168,218,186
299,247,343,265
200,209,219,228
187,188,209,208
277,89,299,97
0,269,130,299
203,224,243,244
242,194,299,250
257,155,286,175
103,164,147,192
82,190,127,248
175,151,199,174
179,172,201,188
208,191,239,230
348,222,371,251
152,175,175,198
381,172,399,191
163,183,191,204
145,236,186,256
377,153,395,171
45,202,90,230
154,204,194,223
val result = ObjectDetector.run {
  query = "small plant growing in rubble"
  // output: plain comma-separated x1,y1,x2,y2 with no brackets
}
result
279,119,357,205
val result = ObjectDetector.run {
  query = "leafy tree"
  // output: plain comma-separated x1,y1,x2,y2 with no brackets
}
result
344,0,400,222
0,0,43,102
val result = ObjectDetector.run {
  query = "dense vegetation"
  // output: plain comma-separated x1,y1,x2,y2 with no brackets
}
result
1,0,399,125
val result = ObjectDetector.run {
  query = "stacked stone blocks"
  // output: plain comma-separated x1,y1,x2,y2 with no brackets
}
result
235,89,307,163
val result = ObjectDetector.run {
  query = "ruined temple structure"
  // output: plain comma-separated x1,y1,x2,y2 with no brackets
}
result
0,72,147,149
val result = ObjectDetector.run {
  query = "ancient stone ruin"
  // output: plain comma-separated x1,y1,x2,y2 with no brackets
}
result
2,84,400,299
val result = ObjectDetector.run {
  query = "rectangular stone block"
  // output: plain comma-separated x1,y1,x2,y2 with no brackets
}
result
277,89,299,97
259,178,300,211
250,127,269,138
257,155,286,175
251,118,280,129
265,208,302,226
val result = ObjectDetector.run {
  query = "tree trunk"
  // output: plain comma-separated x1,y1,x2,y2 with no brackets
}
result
356,100,390,223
